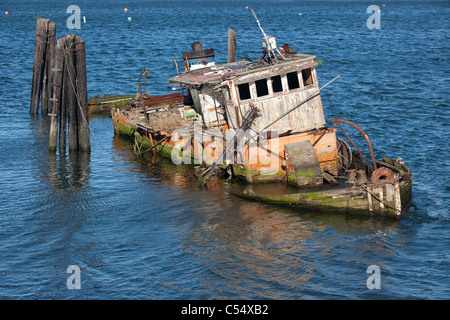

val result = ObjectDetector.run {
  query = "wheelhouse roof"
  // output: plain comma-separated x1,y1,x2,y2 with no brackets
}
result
168,53,318,87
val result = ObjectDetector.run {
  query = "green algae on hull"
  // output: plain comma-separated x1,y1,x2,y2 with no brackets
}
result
232,165,285,183
89,95,134,115
230,181,412,219
233,188,366,213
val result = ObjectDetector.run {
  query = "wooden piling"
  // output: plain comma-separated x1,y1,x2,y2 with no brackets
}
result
227,28,236,63
64,34,79,152
49,38,64,152
42,22,56,116
41,61,49,115
75,37,90,152
59,36,74,154
30,18,49,115
59,75,67,155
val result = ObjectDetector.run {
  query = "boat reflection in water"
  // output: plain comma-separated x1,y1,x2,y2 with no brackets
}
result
111,133,403,299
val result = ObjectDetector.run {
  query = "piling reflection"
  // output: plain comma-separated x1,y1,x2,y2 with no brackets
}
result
27,115,98,294
29,114,91,190
47,146,91,190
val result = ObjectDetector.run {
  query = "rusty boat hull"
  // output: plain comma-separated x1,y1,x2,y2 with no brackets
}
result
111,37,413,218
112,104,413,219
111,104,340,185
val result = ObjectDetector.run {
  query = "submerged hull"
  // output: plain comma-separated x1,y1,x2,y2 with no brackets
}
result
230,177,413,218
112,105,413,219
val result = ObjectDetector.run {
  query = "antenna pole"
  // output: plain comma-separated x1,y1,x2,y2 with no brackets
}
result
251,9,279,62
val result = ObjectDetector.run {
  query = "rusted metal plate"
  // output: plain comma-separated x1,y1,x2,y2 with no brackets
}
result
141,92,185,107
182,48,215,60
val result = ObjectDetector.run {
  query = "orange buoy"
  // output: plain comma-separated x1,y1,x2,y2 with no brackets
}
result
383,4,386,7
124,8,128,13
5,11,9,15
245,6,249,10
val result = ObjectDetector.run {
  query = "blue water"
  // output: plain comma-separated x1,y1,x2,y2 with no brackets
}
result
0,0,449,300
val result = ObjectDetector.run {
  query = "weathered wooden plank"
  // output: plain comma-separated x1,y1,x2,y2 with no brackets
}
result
386,183,394,203
379,186,385,215
227,28,236,64
238,86,325,134
367,186,374,213
394,181,402,216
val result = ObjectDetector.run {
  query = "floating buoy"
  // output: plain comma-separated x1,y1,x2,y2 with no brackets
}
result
5,11,9,15
124,8,128,13
128,17,132,21
383,4,386,7
298,13,303,16
245,6,249,10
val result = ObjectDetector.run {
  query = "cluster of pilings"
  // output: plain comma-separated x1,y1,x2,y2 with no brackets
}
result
30,18,90,154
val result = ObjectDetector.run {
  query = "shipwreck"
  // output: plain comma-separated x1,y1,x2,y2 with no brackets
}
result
111,12,412,218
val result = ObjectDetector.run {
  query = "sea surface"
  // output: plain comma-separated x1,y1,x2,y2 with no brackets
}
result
0,0,449,300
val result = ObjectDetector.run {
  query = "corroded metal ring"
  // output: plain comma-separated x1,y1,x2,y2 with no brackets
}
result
371,167,395,184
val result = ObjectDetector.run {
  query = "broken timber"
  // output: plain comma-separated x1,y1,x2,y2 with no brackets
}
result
227,28,236,63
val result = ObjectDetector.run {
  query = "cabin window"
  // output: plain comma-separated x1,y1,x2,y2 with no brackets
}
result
255,79,269,97
238,83,251,100
271,75,283,93
302,68,314,86
287,72,300,90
